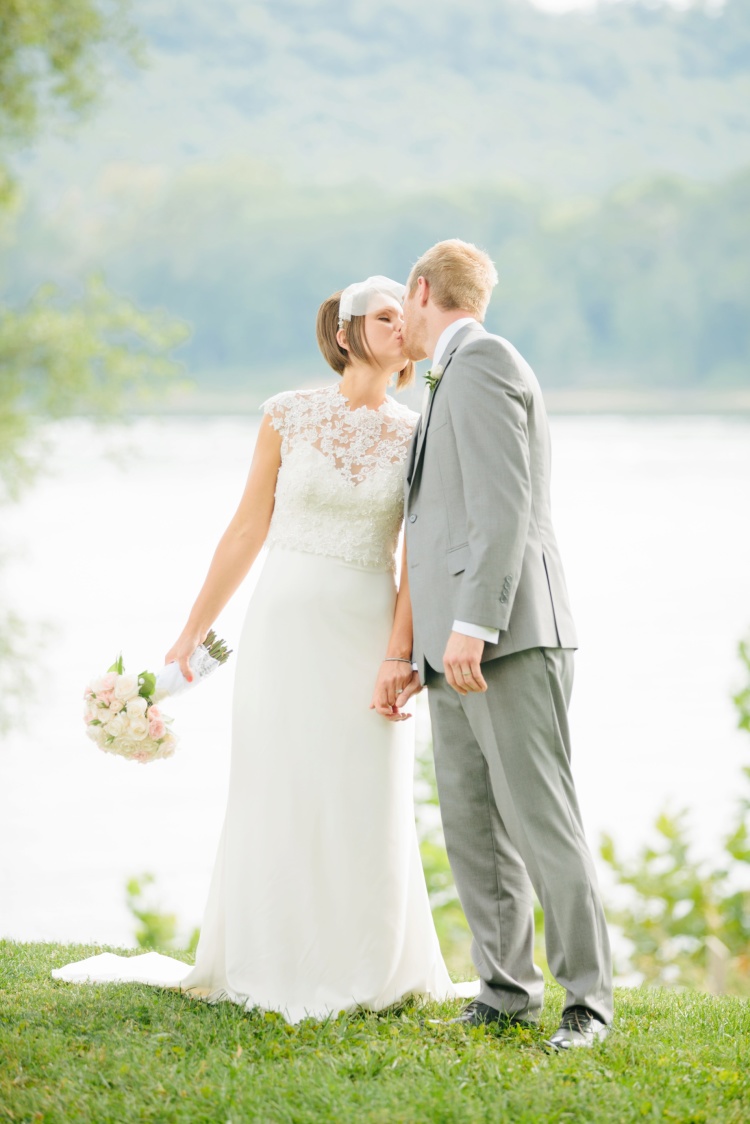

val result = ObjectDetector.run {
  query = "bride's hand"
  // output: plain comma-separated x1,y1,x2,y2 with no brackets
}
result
370,662,421,721
164,628,207,684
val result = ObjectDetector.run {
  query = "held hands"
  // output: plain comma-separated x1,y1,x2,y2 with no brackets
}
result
164,627,208,684
370,660,422,721
443,632,488,695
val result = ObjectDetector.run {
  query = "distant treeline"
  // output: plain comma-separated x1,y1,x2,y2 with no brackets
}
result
67,0,750,194
6,164,750,390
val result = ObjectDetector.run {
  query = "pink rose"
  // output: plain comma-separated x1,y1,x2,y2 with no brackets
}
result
147,706,161,720
149,718,166,739
98,689,115,706
160,732,177,755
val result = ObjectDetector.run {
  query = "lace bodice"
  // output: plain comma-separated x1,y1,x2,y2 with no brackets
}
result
262,384,419,571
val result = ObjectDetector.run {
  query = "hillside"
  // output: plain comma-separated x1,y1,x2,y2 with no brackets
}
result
14,0,750,196
4,0,749,392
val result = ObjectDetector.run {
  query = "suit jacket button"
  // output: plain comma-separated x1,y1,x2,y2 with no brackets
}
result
409,514,418,523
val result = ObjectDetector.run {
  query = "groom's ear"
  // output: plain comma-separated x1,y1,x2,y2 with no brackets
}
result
417,276,430,307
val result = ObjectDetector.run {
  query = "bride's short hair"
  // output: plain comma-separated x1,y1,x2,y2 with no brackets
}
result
407,240,498,321
316,292,415,390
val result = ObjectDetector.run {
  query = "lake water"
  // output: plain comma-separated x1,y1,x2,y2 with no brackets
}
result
2,414,749,948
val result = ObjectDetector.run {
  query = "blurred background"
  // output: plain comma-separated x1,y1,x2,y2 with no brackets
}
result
2,0,749,993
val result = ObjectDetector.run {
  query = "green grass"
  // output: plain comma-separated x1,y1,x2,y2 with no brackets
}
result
1,941,749,1123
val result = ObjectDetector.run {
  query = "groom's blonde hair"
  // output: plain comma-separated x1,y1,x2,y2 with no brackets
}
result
406,239,498,321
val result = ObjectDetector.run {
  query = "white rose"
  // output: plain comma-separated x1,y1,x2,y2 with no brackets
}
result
114,674,140,702
128,716,149,741
104,714,128,739
113,737,139,759
87,725,107,747
109,698,125,715
126,696,148,717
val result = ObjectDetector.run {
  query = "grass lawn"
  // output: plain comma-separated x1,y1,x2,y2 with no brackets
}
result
1,940,749,1123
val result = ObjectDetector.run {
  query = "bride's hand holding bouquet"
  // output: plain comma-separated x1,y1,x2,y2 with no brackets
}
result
84,630,232,764
163,626,210,686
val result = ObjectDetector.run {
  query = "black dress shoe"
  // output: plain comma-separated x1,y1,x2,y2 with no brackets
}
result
544,1005,609,1051
430,999,536,1029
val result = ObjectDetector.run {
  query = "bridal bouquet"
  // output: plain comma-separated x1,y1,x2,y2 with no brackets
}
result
83,631,232,764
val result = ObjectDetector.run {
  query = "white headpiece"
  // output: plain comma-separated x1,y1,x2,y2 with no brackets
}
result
338,275,405,329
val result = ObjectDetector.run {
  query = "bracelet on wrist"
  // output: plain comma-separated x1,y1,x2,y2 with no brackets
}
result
383,657,413,664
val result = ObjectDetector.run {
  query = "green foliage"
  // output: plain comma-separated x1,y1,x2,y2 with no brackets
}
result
0,0,189,735
138,670,156,699
0,2,186,506
0,276,189,503
0,0,139,150
125,872,199,955
5,940,750,1122
125,873,178,951
733,637,750,736
728,639,750,870
601,635,750,993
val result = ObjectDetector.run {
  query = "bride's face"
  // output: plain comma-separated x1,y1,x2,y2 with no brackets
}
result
363,300,408,371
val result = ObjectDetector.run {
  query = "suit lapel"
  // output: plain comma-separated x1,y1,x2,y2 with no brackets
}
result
405,425,419,485
411,322,485,480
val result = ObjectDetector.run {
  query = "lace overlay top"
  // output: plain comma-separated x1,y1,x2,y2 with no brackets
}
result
261,384,419,572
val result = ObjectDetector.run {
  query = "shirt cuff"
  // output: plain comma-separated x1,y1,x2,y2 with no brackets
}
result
452,620,500,644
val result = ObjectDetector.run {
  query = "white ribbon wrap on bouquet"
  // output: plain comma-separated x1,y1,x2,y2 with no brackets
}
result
153,645,220,702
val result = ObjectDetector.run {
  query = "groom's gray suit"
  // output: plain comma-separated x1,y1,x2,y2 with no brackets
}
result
405,322,612,1023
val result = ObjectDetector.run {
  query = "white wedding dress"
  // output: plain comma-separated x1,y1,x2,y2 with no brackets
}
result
53,384,474,1023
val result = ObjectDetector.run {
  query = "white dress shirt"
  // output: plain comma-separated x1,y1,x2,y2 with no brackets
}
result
424,318,500,646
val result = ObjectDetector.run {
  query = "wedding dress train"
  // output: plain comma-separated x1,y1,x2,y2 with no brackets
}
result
53,385,475,1022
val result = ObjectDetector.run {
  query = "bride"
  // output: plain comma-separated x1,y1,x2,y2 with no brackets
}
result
53,275,473,1022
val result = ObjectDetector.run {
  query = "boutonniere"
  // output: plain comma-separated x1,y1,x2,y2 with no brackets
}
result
424,364,444,393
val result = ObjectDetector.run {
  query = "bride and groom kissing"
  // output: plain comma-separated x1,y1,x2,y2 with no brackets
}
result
54,239,612,1052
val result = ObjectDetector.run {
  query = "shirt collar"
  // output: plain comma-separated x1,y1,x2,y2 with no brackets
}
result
432,317,479,369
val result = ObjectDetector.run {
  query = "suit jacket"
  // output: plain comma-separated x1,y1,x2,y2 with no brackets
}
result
404,322,577,680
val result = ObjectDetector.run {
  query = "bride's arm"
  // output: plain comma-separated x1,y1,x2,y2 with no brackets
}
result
164,416,282,680
370,535,421,720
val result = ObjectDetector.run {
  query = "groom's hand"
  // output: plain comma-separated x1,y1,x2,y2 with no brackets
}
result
443,632,488,695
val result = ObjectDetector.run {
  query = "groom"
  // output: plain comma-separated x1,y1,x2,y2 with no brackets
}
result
398,239,612,1049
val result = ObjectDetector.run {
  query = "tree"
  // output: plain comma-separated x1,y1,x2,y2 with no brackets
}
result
0,0,139,182
0,1,188,731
